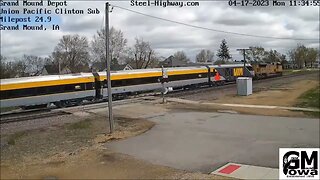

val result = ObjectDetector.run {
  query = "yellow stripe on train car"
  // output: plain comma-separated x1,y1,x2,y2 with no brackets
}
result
99,69,208,81
0,77,95,91
1,69,208,91
99,72,162,81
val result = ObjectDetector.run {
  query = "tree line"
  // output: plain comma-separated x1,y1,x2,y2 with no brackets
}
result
1,28,319,79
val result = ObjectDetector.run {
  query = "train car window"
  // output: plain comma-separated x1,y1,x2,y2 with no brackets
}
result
211,70,216,76
22,88,35,96
246,66,253,71
111,76,159,87
86,83,94,90
48,86,62,93
64,84,74,91
169,73,208,81
103,80,108,88
37,87,47,95
1,91,8,99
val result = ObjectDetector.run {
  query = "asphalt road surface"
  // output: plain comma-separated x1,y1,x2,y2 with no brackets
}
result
107,112,319,173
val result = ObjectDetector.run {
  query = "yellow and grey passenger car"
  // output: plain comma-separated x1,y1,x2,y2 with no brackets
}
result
0,73,95,108
96,66,210,97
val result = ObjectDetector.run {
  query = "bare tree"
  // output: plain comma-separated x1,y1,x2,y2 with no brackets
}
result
306,48,318,67
14,60,28,77
264,50,283,63
173,51,190,63
0,55,11,79
52,34,90,73
127,37,158,69
244,46,268,63
196,49,214,63
21,55,46,75
288,44,308,68
0,55,35,78
91,27,128,66
1,55,45,77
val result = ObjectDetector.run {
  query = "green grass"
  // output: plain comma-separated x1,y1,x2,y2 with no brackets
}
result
67,119,92,130
283,68,320,76
297,86,320,108
7,131,26,145
297,86,320,118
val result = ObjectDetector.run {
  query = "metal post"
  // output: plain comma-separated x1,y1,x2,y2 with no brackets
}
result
161,66,165,104
105,2,114,133
243,49,246,69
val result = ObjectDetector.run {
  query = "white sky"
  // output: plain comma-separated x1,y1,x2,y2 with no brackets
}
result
1,0,319,61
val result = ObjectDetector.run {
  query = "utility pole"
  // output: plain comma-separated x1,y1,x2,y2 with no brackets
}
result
58,59,61,74
237,48,251,74
161,66,165,104
105,2,114,133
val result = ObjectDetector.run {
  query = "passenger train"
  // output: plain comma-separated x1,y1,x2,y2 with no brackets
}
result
1,64,255,108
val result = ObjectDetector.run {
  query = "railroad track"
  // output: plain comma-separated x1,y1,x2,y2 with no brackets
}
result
0,110,72,124
1,71,317,124
0,96,156,124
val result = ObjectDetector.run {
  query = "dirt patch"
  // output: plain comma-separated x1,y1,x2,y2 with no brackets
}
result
164,79,319,117
94,117,154,144
213,80,319,107
1,147,227,179
0,112,226,179
0,114,153,179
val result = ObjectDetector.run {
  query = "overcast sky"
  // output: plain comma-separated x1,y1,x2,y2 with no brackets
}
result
1,0,319,61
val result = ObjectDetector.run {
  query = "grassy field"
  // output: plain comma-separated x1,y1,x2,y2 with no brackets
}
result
283,68,319,76
297,86,320,118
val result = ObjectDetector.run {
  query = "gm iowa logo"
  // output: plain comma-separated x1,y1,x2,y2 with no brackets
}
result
280,148,320,179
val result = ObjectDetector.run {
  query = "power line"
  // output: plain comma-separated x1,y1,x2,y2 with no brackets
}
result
111,5,318,41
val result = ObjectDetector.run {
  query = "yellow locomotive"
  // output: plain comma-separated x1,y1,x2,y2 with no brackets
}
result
252,62,283,79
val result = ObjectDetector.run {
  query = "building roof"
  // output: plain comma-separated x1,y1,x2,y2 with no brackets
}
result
43,64,60,74
42,64,72,75
159,56,190,67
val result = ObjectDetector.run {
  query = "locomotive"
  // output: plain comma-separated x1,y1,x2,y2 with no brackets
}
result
252,62,283,79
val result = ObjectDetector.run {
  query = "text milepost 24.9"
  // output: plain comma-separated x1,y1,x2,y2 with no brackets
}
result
0,0,101,31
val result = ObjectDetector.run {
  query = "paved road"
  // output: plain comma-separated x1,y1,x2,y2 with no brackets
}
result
107,112,319,173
